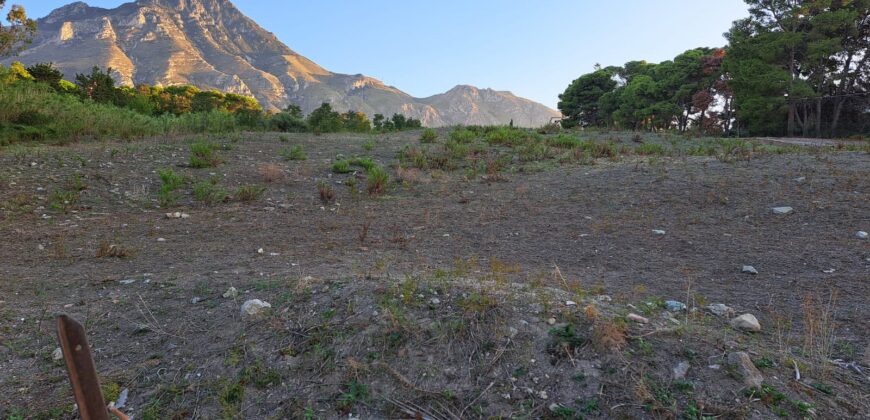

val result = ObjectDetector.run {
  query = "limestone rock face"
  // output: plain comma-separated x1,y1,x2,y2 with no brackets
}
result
6,0,560,127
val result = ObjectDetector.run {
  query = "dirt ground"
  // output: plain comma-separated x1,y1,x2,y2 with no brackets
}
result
0,130,868,419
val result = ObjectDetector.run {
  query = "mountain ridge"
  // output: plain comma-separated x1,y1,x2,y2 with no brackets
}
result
3,0,560,126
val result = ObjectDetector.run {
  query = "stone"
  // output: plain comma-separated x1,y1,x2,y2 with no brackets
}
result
727,352,764,388
223,287,238,299
52,347,63,362
240,299,272,317
190,297,202,304
772,206,794,215
730,313,761,332
429,297,441,306
652,229,666,235
119,279,136,285
706,304,734,317
565,300,577,306
546,317,556,325
627,313,649,324
665,300,687,311
742,265,758,275
856,231,868,240
673,361,690,380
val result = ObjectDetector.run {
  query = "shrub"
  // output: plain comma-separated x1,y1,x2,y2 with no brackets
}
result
449,127,477,143
280,145,306,161
307,103,343,133
366,166,390,195
257,163,284,182
331,160,353,174
157,168,184,206
193,180,228,205
317,181,335,204
349,157,376,172
235,185,266,202
547,134,581,149
420,128,438,143
189,141,222,168
518,141,550,161
485,127,528,146
269,112,308,132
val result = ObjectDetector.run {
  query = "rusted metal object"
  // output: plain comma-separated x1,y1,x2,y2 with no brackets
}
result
56,315,110,420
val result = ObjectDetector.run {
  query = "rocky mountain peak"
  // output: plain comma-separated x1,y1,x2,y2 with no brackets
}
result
6,0,560,126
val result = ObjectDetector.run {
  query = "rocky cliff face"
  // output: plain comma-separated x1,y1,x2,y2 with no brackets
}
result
4,0,560,126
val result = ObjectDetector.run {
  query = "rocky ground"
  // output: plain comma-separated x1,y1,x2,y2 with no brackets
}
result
0,129,868,419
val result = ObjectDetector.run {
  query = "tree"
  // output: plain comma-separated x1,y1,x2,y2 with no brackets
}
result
557,69,617,127
0,1,36,57
372,113,385,130
306,102,343,133
341,110,371,132
725,0,869,137
284,104,303,119
75,67,118,104
26,62,63,90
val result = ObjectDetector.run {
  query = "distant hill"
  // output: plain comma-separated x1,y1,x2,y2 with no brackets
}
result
4,0,561,127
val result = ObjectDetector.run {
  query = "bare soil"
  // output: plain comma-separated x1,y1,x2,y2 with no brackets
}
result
1,131,868,419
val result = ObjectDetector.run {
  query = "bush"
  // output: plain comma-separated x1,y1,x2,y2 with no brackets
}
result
235,185,266,202
420,128,438,143
485,127,528,146
366,166,390,195
449,127,477,143
281,145,306,161
269,112,307,132
193,180,228,205
307,103,343,133
547,134,582,149
317,181,335,204
332,160,353,174
189,141,222,168
349,157,376,172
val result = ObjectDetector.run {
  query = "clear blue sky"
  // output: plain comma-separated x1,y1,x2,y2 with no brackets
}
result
5,0,751,108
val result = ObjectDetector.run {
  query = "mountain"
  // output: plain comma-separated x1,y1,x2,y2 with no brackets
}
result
4,0,560,127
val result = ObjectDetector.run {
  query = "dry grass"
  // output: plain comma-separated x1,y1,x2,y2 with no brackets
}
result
96,241,131,258
317,181,335,204
801,289,838,361
257,163,285,182
593,320,627,350
395,166,422,184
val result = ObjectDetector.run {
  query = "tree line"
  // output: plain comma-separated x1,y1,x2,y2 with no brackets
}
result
559,0,868,138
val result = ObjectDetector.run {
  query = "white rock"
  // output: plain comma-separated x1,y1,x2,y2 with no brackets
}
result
730,313,761,332
241,299,272,317
257,248,264,254
856,231,868,240
652,229,666,235
223,287,238,298
156,237,166,242
52,347,63,361
706,304,734,317
565,300,577,306
742,265,758,275
429,298,441,305
627,313,649,324
728,352,764,388
772,206,794,215
546,317,556,325
673,361,690,380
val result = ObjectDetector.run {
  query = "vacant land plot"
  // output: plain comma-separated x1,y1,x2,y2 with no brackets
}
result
1,129,868,419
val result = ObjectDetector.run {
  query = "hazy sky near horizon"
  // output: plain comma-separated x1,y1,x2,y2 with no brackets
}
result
6,1,751,108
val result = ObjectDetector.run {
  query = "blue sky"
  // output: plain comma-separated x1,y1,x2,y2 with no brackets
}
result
5,1,750,108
